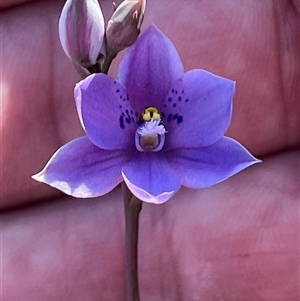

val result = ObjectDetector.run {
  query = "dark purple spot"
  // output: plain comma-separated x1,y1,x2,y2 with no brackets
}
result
119,115,125,129
125,117,131,124
168,97,172,102
131,117,135,122
173,103,177,108
167,114,173,122
116,89,120,93
178,96,182,101
122,112,125,117
171,88,174,93
114,81,117,84
175,90,178,94
130,110,133,115
185,98,189,102
125,109,129,115
173,114,178,120
182,90,184,94
119,105,122,109
120,95,122,99
177,116,183,124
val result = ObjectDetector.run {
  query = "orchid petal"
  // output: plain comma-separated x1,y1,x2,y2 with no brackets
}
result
163,69,235,149
122,152,181,204
167,137,260,188
76,73,137,150
118,24,184,113
32,136,131,197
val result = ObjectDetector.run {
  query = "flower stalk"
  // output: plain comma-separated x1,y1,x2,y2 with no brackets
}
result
122,183,143,301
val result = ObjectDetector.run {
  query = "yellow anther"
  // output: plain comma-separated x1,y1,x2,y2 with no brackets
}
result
143,112,151,121
152,112,160,120
141,107,161,121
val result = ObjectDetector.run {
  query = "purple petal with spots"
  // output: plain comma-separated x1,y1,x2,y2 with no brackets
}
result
167,137,260,188
122,152,181,204
163,70,235,149
76,73,137,150
32,136,131,197
118,24,184,113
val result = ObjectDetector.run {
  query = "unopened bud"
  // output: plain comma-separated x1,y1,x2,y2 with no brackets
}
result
58,0,105,67
106,0,146,56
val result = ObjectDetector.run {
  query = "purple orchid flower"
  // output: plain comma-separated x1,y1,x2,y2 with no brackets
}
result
33,25,259,204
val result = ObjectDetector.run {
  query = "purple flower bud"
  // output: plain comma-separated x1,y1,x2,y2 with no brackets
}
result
106,0,146,56
58,0,105,66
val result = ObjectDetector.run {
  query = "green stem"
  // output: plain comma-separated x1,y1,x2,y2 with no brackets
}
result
122,183,143,301
101,52,116,75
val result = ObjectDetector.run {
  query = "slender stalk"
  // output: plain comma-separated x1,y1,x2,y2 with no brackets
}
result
73,60,103,78
122,183,143,301
86,62,101,74
101,52,116,75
